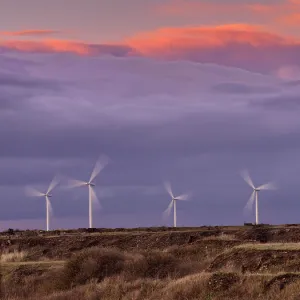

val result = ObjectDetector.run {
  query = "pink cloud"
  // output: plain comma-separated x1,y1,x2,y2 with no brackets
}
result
246,1,300,26
155,1,296,18
278,13,300,25
0,39,92,54
1,24,300,73
289,0,300,4
155,1,300,30
0,39,133,56
125,24,294,52
0,30,60,37
125,24,300,72
124,24,300,65
155,0,245,16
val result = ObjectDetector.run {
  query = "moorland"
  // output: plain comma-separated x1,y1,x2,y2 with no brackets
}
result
2,225,300,299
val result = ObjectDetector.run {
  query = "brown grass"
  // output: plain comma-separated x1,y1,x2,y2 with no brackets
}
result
59,247,126,288
4,226,300,299
203,233,237,241
0,250,27,263
125,250,196,279
4,266,300,300
235,243,300,250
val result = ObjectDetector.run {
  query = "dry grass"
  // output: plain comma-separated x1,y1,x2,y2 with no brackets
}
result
125,250,197,279
203,234,237,241
4,266,300,300
159,273,209,300
29,272,300,300
4,229,300,300
235,243,300,251
57,247,197,289
0,250,27,263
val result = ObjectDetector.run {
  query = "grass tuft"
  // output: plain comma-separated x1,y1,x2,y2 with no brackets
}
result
0,250,27,263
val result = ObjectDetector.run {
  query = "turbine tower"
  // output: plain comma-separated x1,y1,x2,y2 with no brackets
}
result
163,182,189,227
241,170,276,225
67,155,109,229
25,176,59,231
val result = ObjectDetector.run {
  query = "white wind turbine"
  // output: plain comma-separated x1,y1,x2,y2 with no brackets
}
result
25,176,60,231
241,170,276,225
67,156,109,229
163,182,189,227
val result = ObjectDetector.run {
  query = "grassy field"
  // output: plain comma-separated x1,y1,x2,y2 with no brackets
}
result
2,225,300,299
235,243,300,250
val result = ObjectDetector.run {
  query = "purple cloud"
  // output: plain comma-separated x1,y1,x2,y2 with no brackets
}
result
1,24,300,75
0,52,300,229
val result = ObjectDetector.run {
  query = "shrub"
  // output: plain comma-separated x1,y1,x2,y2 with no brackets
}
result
207,272,240,292
125,251,192,279
60,247,126,288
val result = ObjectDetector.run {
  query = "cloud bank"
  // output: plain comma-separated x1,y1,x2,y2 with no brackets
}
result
1,24,300,74
1,49,300,230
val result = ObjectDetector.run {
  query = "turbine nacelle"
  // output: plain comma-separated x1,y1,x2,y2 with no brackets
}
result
67,155,110,229
163,181,190,227
25,175,60,232
241,169,276,225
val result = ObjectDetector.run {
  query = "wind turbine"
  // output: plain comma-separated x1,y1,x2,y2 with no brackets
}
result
67,155,109,229
25,176,60,231
163,182,189,227
241,170,276,225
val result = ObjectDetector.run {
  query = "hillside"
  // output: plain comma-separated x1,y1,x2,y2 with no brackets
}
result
2,225,300,299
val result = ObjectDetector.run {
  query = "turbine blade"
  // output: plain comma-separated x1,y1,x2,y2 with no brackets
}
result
241,169,255,189
66,178,87,189
25,187,44,197
46,196,54,216
163,200,174,220
257,182,276,190
164,181,174,199
175,193,190,201
47,175,60,194
90,186,101,210
244,191,255,213
89,155,110,183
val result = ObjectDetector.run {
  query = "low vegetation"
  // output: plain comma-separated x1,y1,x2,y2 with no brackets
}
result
2,226,300,299
0,250,27,263
235,243,300,250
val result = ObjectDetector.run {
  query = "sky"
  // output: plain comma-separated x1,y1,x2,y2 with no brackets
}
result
1,0,300,230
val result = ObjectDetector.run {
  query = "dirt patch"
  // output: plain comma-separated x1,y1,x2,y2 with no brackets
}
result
207,272,240,292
